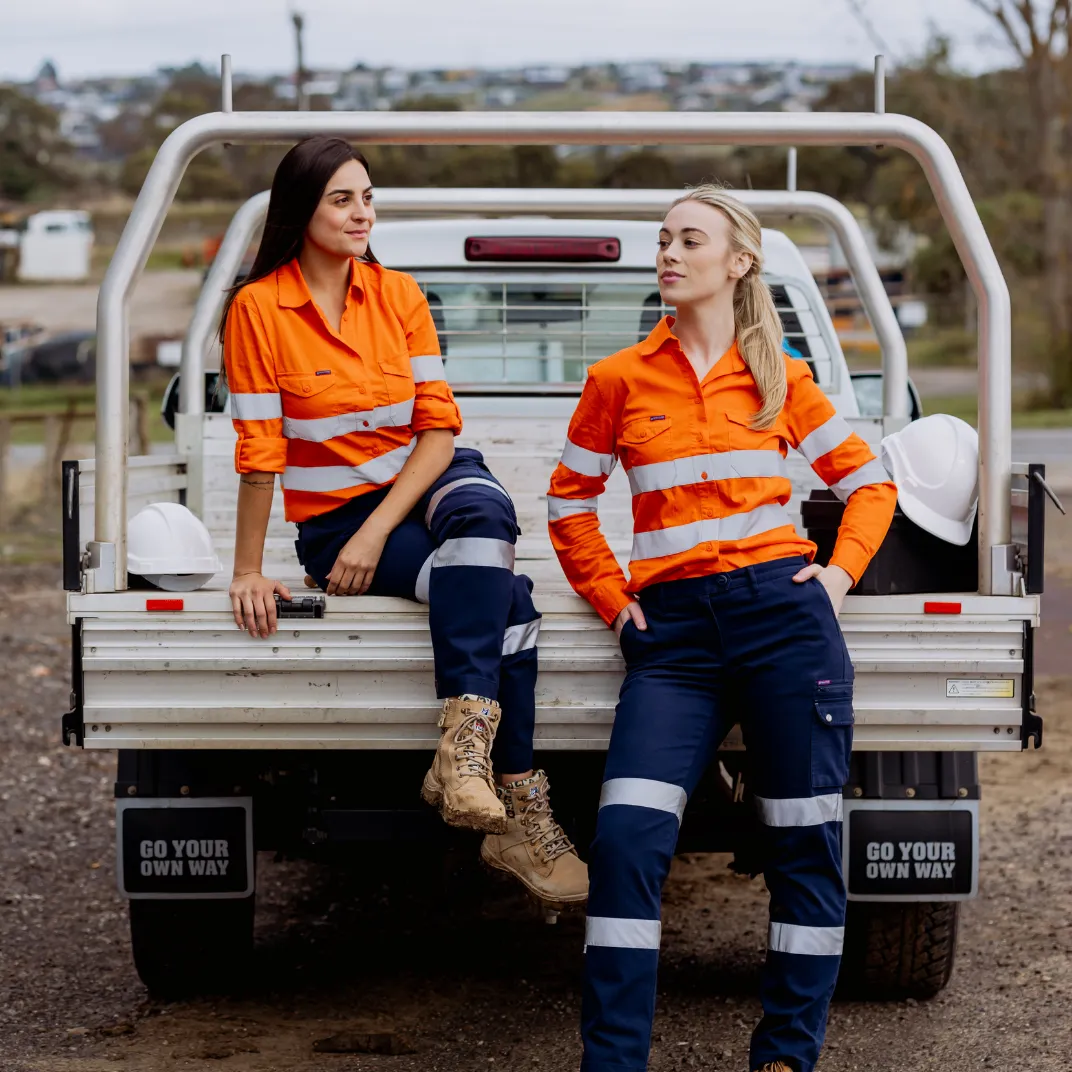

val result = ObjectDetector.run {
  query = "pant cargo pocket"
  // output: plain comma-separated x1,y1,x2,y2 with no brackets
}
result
812,683,854,790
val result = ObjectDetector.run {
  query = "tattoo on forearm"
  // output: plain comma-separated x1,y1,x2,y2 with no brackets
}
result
241,477,274,492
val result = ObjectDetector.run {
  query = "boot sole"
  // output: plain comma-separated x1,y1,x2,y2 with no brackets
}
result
421,776,508,835
479,842,589,910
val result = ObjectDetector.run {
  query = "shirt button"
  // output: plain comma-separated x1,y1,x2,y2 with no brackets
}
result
700,471,708,480
302,384,311,394
363,420,370,427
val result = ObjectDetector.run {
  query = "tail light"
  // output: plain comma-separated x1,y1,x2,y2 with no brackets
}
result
464,236,621,263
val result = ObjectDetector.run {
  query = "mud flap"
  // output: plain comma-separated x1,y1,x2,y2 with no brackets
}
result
116,797,254,899
842,799,978,901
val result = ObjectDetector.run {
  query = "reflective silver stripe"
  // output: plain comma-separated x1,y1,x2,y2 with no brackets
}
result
414,551,434,604
768,922,845,956
547,495,599,522
560,439,615,478
797,414,853,464
283,398,414,442
282,439,415,492
425,477,510,527
627,450,788,496
828,457,891,503
599,778,686,823
630,504,793,563
230,392,282,420
755,793,843,827
585,916,662,951
411,354,446,382
433,537,515,571
503,618,540,656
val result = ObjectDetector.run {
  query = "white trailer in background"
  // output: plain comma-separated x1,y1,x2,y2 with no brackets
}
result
16,209,94,282
60,82,1055,1000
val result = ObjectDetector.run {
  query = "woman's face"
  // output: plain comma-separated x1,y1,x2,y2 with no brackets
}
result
656,199,752,307
304,158,376,260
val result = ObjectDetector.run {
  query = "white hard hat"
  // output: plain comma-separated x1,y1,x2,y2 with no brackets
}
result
128,502,222,591
880,414,979,546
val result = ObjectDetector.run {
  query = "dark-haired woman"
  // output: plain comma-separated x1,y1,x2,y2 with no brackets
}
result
223,136,587,908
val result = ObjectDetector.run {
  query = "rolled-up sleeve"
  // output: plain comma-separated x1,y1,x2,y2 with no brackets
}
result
223,297,287,474
401,276,462,435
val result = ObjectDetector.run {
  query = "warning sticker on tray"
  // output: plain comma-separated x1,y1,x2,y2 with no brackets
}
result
946,678,1015,698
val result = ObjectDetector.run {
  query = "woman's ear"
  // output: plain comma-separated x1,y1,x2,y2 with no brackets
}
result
730,251,754,280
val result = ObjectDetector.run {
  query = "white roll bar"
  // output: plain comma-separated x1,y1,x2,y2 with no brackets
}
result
94,110,1011,594
180,187,908,421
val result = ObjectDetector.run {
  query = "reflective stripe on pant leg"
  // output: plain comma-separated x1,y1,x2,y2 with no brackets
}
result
493,574,540,775
424,470,520,701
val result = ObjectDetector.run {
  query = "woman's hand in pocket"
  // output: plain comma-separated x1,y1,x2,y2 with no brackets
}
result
793,562,853,617
326,523,389,596
229,572,292,637
614,600,648,638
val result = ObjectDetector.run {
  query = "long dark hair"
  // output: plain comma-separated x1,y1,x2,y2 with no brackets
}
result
219,137,378,342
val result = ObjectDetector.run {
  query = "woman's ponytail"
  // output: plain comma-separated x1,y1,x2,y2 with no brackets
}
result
670,184,788,429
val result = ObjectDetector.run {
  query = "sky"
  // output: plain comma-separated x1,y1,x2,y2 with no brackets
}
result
2,0,1010,81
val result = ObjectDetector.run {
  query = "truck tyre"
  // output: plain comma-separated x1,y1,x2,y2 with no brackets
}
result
129,895,255,998
839,901,958,999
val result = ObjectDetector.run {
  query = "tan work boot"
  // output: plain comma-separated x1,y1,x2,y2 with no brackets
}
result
753,1063,793,1072
421,697,507,834
480,771,588,909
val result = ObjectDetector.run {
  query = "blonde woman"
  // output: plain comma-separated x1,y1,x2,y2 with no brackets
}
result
547,187,897,1072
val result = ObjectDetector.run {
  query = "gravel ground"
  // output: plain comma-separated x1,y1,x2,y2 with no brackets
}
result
0,564,1069,1072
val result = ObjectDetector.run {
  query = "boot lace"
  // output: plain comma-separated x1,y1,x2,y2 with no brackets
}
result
451,710,494,781
518,785,574,862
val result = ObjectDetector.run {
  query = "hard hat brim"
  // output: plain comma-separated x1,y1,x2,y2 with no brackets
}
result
897,490,976,547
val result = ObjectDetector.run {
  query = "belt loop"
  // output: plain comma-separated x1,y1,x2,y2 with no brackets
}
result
746,564,759,593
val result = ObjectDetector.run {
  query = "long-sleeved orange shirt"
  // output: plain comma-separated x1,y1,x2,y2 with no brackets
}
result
547,317,897,625
223,257,461,522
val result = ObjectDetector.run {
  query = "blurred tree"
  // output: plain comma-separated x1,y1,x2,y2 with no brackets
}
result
0,87,68,201
965,0,1072,403
600,149,677,188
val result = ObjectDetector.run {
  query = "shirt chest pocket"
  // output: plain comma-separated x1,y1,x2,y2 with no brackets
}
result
618,416,674,467
725,409,785,453
277,370,345,418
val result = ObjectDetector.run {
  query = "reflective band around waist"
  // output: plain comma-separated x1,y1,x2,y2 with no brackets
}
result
627,450,789,496
230,392,282,420
411,354,446,383
283,398,414,443
560,439,615,478
425,477,510,527
503,618,540,656
547,495,599,522
755,793,843,827
828,457,891,502
432,537,515,571
282,439,415,492
797,414,853,464
585,916,662,951
630,503,794,563
599,778,687,823
768,921,845,956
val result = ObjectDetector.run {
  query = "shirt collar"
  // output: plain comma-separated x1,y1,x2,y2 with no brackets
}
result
276,256,366,309
638,315,747,374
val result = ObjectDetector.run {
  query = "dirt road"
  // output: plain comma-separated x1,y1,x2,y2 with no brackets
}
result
0,564,1069,1072
0,272,199,340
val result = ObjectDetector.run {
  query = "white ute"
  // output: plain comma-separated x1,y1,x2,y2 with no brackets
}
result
62,107,1052,1000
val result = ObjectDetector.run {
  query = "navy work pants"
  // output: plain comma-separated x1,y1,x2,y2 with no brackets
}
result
295,448,539,774
582,556,853,1072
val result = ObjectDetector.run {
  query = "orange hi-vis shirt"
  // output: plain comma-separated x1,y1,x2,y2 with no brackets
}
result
547,317,898,626
223,257,462,523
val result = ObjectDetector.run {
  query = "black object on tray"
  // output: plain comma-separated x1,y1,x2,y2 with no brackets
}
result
800,490,978,595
